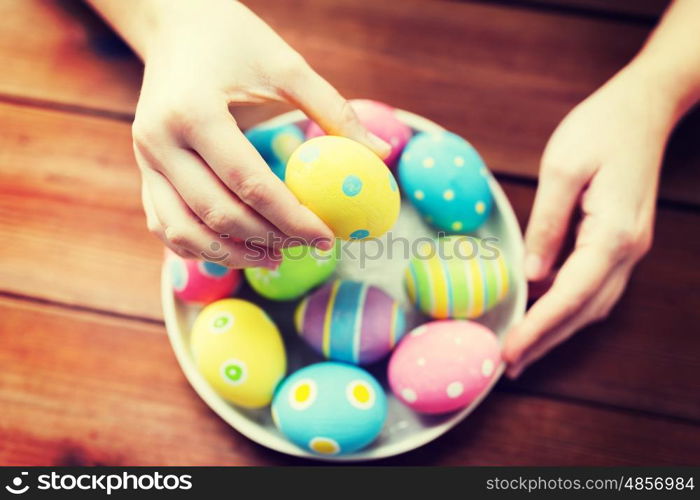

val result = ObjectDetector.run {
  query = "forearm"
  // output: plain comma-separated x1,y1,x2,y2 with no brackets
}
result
86,0,238,61
626,0,700,124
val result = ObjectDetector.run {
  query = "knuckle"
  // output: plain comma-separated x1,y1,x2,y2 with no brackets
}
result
200,206,233,233
146,219,162,237
541,160,584,185
274,51,309,84
132,118,165,151
606,226,638,255
236,176,271,209
163,225,192,249
637,230,653,257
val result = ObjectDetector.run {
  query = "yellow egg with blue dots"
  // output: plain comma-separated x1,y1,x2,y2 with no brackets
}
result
285,136,401,240
190,298,286,409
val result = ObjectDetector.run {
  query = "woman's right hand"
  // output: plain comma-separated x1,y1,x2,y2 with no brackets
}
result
129,0,389,268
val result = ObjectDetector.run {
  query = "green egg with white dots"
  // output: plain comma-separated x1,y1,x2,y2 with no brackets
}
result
244,244,338,301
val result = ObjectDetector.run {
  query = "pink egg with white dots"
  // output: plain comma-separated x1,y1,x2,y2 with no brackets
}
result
166,250,242,305
305,99,412,169
388,320,501,415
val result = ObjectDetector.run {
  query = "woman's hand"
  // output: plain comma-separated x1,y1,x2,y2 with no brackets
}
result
503,64,677,378
118,0,389,268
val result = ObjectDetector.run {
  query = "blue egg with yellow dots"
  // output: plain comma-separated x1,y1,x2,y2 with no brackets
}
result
272,362,387,456
245,124,305,180
398,131,493,233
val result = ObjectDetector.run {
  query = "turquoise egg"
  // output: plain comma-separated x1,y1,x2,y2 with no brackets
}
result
271,362,387,456
398,131,493,233
245,124,304,180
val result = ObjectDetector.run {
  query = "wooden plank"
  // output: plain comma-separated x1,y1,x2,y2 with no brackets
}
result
2,0,700,205
477,0,669,19
1,296,698,466
0,0,140,116
0,102,162,319
2,101,700,423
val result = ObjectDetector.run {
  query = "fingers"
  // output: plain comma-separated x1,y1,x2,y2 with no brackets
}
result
503,239,621,374
506,270,629,378
139,143,286,249
142,168,279,270
281,60,391,158
182,102,334,249
524,161,591,281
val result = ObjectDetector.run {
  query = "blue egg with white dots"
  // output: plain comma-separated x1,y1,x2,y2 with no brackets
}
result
271,362,387,456
398,131,493,233
245,124,305,181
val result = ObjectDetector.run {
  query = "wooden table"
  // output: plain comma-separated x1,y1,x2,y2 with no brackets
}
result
1,0,699,466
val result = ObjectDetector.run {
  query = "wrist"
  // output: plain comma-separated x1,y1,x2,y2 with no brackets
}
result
624,52,700,127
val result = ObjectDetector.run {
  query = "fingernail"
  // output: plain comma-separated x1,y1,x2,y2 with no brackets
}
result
366,132,391,158
264,258,281,270
316,239,333,251
524,253,543,281
506,365,522,380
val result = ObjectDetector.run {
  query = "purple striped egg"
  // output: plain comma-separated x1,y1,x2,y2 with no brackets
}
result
294,279,406,365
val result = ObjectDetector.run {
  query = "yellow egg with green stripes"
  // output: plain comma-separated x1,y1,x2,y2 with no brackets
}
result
285,136,401,240
404,236,510,319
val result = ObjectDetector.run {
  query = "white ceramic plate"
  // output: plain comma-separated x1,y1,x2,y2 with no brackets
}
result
161,109,527,461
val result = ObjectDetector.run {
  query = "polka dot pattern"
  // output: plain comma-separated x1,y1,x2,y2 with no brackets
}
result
168,250,241,304
298,144,321,163
285,136,400,241
398,131,493,233
388,320,502,414
272,362,387,456
350,229,370,240
401,388,418,403
220,358,247,386
309,437,340,455
342,175,363,196
199,260,229,278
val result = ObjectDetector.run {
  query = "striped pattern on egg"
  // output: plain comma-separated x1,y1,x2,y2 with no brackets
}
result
405,236,510,319
295,279,406,365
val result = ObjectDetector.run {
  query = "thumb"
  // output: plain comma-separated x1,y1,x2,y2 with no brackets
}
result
282,61,391,158
524,163,585,281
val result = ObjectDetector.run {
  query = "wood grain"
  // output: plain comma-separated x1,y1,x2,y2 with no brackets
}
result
1,296,697,466
1,101,699,422
2,0,700,205
480,0,669,19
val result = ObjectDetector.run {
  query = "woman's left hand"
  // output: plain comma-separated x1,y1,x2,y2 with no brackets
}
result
503,64,676,378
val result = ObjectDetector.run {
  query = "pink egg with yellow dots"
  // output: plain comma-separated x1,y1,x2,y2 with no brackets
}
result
305,99,412,169
166,251,242,305
388,320,501,415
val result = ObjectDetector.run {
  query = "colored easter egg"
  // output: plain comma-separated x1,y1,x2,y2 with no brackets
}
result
388,320,501,414
404,236,510,319
295,279,406,365
244,244,337,301
272,362,387,455
285,136,401,240
305,99,413,168
398,131,493,232
167,250,241,304
190,299,286,408
245,123,304,180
